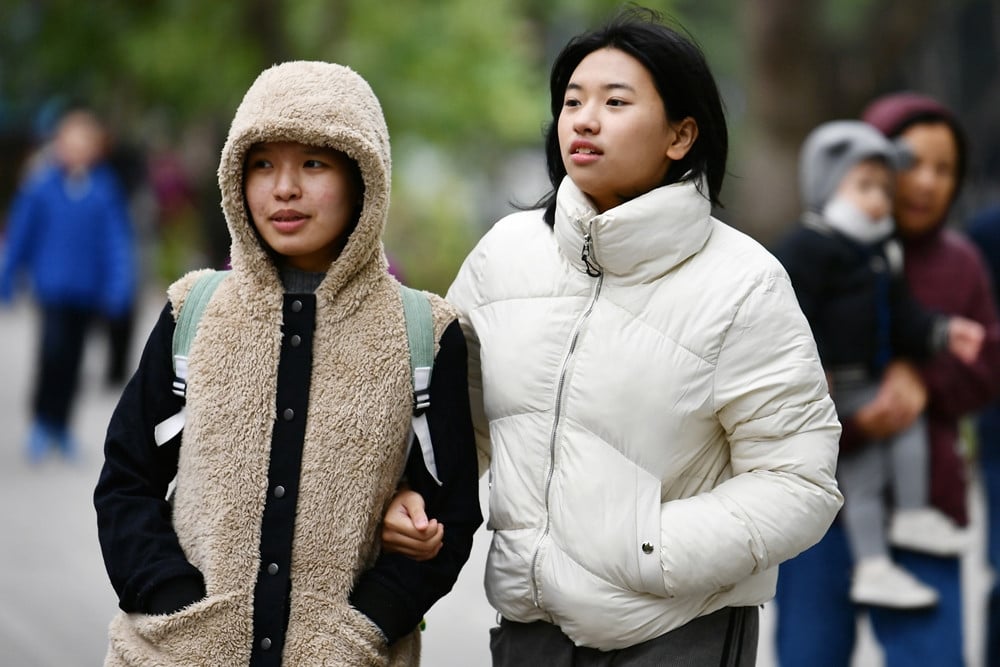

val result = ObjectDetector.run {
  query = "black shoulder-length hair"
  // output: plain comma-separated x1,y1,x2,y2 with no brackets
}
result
536,7,728,226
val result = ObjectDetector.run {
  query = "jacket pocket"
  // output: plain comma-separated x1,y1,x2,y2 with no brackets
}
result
285,591,390,666
548,433,667,598
105,590,250,666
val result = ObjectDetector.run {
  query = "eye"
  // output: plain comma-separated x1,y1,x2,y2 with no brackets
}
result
934,162,954,178
247,157,272,169
563,97,581,108
304,159,325,168
606,98,627,107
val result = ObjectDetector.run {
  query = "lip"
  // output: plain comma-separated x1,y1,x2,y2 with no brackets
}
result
568,139,602,165
901,200,935,217
270,209,308,232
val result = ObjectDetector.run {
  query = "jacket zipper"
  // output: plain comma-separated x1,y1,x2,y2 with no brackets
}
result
581,230,602,277
529,222,604,608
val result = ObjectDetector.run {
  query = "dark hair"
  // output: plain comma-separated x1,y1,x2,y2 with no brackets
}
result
536,7,728,225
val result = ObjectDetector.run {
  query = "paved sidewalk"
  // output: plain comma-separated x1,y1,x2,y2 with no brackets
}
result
0,291,990,666
0,297,128,666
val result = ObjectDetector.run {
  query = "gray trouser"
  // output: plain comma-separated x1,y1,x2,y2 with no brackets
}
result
489,606,758,667
833,380,930,561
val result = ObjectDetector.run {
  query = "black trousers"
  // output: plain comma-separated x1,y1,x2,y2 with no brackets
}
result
490,606,758,667
33,304,93,429
104,308,134,384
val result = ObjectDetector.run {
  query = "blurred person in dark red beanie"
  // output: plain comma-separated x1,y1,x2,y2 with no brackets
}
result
775,92,1000,667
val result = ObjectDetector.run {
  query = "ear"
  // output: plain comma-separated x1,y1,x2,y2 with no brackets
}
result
666,117,698,161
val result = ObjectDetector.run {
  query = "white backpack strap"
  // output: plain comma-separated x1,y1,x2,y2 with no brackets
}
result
153,271,227,446
153,409,187,446
399,285,441,486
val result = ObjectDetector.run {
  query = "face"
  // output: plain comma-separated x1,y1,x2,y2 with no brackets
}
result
55,112,106,173
244,141,361,272
893,122,958,238
557,47,697,213
834,159,893,222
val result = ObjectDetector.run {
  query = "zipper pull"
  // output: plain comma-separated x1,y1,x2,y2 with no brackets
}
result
581,231,602,277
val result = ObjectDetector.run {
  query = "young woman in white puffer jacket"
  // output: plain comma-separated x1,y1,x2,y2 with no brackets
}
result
383,8,843,665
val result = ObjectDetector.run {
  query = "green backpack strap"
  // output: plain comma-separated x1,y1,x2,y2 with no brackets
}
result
153,270,228,446
399,285,441,485
172,270,228,365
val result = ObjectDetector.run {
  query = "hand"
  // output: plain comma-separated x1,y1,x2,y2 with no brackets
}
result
947,316,985,365
381,488,444,561
853,360,928,439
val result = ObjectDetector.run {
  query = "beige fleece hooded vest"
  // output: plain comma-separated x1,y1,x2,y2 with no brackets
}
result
105,61,455,667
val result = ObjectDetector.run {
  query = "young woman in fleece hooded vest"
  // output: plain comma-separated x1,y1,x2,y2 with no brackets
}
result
94,61,482,667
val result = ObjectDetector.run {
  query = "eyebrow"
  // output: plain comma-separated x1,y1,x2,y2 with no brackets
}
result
246,144,329,157
566,82,637,94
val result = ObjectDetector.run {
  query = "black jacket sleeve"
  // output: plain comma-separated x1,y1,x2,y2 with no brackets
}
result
349,320,483,644
772,228,831,355
93,302,206,614
887,267,948,360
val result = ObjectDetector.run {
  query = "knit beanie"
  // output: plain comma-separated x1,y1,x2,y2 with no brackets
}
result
798,120,909,213
861,91,967,199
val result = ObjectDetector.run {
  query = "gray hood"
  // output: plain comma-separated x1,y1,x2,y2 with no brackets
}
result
798,120,910,213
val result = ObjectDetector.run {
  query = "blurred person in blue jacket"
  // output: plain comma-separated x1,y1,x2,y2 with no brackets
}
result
966,202,1000,667
0,106,135,462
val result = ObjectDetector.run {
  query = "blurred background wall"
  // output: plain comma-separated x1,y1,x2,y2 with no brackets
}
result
1,0,998,295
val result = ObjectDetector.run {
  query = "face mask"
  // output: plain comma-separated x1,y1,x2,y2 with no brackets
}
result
821,196,894,244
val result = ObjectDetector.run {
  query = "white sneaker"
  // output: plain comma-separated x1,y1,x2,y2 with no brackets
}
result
849,556,938,608
889,507,971,556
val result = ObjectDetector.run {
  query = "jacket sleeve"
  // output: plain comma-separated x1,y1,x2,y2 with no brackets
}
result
0,181,41,301
94,302,205,613
918,246,1000,418
445,244,492,476
97,169,136,317
659,270,843,597
771,229,829,360
349,320,483,644
887,268,947,361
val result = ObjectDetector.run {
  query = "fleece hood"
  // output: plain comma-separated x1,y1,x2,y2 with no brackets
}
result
218,60,392,296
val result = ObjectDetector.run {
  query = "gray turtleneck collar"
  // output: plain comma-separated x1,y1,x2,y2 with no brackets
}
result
279,265,325,294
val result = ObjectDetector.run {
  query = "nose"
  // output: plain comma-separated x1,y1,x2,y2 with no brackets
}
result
572,102,600,135
910,163,940,192
273,165,301,200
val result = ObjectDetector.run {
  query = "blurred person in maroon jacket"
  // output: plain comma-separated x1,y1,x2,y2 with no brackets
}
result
775,92,1000,667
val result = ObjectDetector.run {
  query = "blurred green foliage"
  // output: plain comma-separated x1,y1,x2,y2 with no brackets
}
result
7,1,991,293
0,0,686,293
1,1,682,144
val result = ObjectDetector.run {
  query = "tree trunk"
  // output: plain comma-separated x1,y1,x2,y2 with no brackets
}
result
733,0,940,244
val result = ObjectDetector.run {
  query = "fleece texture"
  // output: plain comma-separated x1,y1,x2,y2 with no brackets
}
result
104,61,455,666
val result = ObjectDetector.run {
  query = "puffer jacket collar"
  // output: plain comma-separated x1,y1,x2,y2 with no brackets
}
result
553,176,713,285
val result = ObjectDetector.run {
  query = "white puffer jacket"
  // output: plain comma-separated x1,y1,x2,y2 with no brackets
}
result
447,177,843,650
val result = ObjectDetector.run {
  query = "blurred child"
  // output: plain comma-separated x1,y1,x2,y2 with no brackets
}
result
0,107,135,462
774,120,984,609
93,61,481,665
